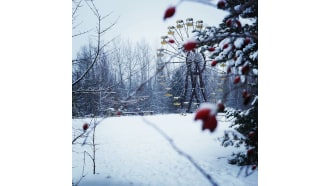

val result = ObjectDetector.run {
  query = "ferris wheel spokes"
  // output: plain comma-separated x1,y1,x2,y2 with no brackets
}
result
157,18,215,112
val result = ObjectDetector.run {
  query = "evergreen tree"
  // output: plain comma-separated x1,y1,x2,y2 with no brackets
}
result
182,0,258,168
215,0,258,168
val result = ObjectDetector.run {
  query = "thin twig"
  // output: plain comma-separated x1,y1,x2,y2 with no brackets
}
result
72,0,116,86
72,150,87,186
72,29,92,38
72,0,83,18
72,132,86,144
141,117,219,186
81,117,107,146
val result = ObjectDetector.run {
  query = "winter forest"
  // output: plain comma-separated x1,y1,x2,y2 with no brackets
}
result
72,0,258,185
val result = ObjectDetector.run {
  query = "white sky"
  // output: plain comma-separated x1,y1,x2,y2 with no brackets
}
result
72,0,228,57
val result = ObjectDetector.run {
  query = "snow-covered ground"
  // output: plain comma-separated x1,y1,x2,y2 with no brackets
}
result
72,114,257,186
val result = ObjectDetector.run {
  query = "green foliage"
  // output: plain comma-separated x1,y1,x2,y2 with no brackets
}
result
228,152,249,166
215,0,258,167
222,99,258,166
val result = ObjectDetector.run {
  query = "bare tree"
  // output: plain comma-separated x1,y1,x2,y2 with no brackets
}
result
72,0,91,38
72,0,118,87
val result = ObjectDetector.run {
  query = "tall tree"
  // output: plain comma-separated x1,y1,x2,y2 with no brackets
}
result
163,0,258,168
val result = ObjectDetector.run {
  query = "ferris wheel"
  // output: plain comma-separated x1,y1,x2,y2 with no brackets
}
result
157,18,220,112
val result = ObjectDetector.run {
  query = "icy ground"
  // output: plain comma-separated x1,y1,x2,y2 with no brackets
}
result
72,114,257,186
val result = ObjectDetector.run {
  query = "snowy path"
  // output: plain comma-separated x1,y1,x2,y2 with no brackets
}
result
72,114,257,186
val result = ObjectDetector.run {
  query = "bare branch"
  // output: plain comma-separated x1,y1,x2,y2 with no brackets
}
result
72,20,83,29
72,45,100,86
72,29,92,38
100,19,118,35
72,131,86,144
72,0,116,86
72,0,83,18
72,88,114,94
72,1,92,38
100,12,113,21
141,117,219,186
81,117,107,146
85,0,100,18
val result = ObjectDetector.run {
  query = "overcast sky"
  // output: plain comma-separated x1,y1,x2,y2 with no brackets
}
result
72,0,228,57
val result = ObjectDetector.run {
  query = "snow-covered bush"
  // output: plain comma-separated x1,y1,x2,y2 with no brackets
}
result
165,0,258,168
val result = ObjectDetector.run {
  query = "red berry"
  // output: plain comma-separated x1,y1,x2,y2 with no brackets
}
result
211,60,217,67
243,94,252,105
168,39,175,43
233,76,240,84
194,108,211,120
236,20,241,28
208,47,215,52
248,131,256,139
164,6,176,20
233,56,237,61
242,65,249,75
83,123,89,131
242,89,248,98
217,103,225,112
251,165,257,170
223,43,229,49
244,38,251,45
202,115,217,132
183,40,197,51
226,19,232,27
217,1,226,9
247,149,254,157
